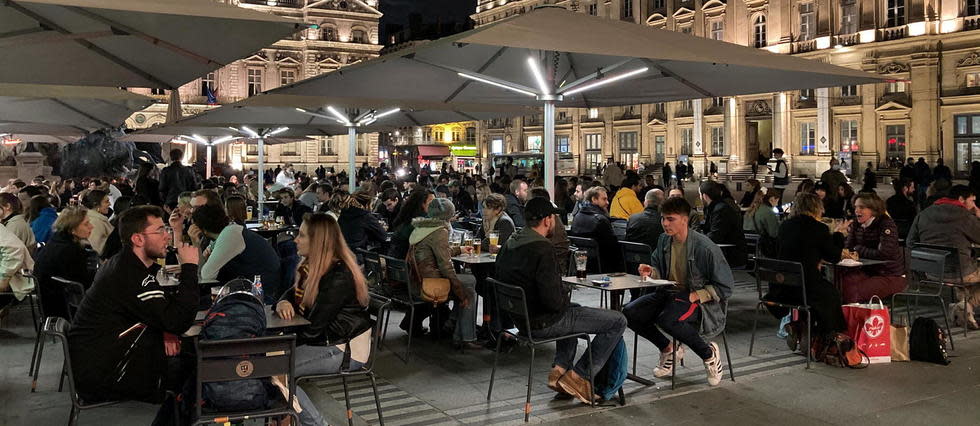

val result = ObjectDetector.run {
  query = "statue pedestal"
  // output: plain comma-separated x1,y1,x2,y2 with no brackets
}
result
15,152,52,182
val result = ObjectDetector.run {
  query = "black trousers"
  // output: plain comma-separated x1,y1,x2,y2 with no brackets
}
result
623,290,713,360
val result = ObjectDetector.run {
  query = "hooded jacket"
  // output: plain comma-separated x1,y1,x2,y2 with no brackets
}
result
408,218,467,300
85,208,113,255
494,227,570,330
570,203,623,272
30,207,58,244
339,207,387,252
610,187,643,220
908,199,980,277
650,230,734,338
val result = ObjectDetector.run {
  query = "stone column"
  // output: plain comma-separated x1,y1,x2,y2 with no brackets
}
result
693,98,705,177
910,53,940,160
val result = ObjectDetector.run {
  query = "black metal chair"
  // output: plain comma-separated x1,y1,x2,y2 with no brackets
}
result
32,276,85,392
297,295,392,426
193,334,300,425
749,257,813,369
619,241,653,300
357,248,384,284
611,221,627,240
373,254,431,363
743,233,760,267
906,243,977,346
486,278,594,423
568,236,602,274
892,247,955,349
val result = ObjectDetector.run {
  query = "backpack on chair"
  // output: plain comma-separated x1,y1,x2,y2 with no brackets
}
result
200,290,272,412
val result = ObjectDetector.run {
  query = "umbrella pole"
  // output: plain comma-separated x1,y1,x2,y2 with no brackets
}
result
205,144,212,179
348,126,357,191
258,137,265,215
543,100,555,199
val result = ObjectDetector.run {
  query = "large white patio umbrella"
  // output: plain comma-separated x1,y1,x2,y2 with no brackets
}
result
270,6,886,196
0,0,305,89
139,93,537,191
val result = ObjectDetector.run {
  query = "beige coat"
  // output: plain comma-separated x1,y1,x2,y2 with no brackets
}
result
85,209,113,255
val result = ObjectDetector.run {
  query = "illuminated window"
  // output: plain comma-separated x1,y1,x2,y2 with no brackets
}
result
799,122,816,154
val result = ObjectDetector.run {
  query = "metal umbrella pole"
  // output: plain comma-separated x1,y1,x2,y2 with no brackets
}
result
348,126,356,190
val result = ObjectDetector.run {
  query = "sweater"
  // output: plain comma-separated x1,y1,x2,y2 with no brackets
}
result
610,187,643,220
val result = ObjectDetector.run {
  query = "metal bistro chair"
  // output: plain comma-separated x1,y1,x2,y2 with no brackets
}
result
486,278,594,423
568,236,603,274
0,269,41,332
619,241,653,301
892,247,955,349
193,334,300,426
32,276,85,393
611,221,627,240
298,295,392,426
374,254,430,363
743,233,760,268
906,243,977,346
357,248,384,284
749,257,813,369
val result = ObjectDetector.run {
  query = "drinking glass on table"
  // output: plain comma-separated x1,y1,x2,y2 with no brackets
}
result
574,250,588,280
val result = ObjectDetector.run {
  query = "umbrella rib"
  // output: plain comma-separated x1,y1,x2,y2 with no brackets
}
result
0,26,46,40
564,54,592,109
4,0,174,89
442,46,508,103
646,62,715,98
403,112,421,126
64,6,224,67
50,99,113,128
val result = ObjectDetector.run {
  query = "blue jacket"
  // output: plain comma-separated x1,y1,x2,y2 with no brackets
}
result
650,230,734,338
30,207,57,244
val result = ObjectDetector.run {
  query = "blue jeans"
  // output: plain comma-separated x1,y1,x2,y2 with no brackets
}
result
453,280,478,342
529,306,627,379
294,345,365,426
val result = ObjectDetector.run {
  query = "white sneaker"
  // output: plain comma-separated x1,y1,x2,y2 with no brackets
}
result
703,342,723,386
653,345,684,378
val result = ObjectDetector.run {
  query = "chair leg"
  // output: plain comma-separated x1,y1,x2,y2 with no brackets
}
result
341,376,354,426
28,295,38,334
58,360,66,392
403,306,415,363
31,331,46,392
631,332,638,376
938,294,954,351
586,338,594,407
670,338,676,390
749,303,762,356
29,326,43,376
524,346,535,423
68,405,78,426
369,373,385,426
722,332,735,382
487,332,504,400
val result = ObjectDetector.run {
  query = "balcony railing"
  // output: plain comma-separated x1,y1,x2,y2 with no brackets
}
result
795,96,817,109
555,116,573,125
674,108,693,118
791,39,817,54
942,86,980,97
580,114,604,123
834,95,862,106
615,111,642,121
880,26,907,41
834,33,860,47
966,16,980,31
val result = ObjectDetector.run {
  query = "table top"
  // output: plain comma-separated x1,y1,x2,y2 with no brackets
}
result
834,259,891,268
562,274,676,292
451,253,497,264
185,305,310,337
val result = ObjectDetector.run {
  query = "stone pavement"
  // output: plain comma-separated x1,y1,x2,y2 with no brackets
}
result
4,266,979,426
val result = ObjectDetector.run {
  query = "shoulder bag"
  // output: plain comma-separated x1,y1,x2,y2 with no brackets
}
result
405,243,450,305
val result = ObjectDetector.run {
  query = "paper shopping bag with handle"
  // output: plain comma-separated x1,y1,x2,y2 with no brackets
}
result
842,296,891,363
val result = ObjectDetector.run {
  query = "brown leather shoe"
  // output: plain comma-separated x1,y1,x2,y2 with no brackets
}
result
556,370,593,404
547,366,568,394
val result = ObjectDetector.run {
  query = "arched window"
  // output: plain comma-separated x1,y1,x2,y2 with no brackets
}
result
753,15,767,48
351,29,367,43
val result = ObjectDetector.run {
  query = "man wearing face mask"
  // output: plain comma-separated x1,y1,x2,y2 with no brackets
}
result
495,197,627,404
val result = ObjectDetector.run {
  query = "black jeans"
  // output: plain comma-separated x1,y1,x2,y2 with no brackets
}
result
623,290,713,360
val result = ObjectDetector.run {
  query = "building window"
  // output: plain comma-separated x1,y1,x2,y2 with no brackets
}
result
322,26,336,41
799,122,816,154
885,80,907,94
200,72,216,97
954,114,980,176
585,133,603,172
840,1,858,34
654,135,665,163
351,29,367,43
841,85,858,97
588,108,599,119
712,97,724,108
800,89,815,100
967,72,980,88
622,0,633,18
247,68,263,97
680,25,693,34
710,20,724,40
682,99,693,110
655,102,666,115
969,0,980,16
557,135,570,153
247,144,268,156
650,0,665,9
281,142,298,156
840,119,859,152
527,135,542,151
320,137,335,155
710,127,725,156
754,15,767,48
887,0,905,27
618,132,638,170
491,138,504,155
465,127,476,143
151,88,166,95
280,69,296,86
680,127,693,155
886,124,906,160
588,3,598,15
799,2,815,40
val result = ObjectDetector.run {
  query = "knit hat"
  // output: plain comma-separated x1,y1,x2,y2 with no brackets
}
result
427,198,456,221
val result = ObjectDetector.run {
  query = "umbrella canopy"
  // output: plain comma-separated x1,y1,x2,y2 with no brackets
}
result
0,83,153,134
272,6,884,106
0,0,305,89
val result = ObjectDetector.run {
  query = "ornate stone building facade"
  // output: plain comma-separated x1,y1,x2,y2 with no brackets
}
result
125,0,383,173
472,0,980,179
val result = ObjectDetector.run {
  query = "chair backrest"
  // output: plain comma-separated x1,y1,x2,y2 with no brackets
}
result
358,249,384,282
619,241,652,276
380,255,409,286
743,233,760,260
362,295,392,372
907,247,948,284
52,276,85,321
753,257,807,305
46,317,85,407
195,334,297,419
611,221,627,240
568,236,602,273
487,278,532,337
910,243,958,277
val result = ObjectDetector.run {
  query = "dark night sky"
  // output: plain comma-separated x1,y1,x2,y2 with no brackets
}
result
379,0,477,43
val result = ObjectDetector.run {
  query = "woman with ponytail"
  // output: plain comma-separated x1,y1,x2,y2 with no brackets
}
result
275,212,372,377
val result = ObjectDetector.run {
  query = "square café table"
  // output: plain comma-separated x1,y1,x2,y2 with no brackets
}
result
829,259,891,292
184,305,310,337
451,252,497,265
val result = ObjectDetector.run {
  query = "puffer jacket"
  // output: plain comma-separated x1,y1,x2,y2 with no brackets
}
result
908,198,980,277
844,215,904,277
407,218,467,301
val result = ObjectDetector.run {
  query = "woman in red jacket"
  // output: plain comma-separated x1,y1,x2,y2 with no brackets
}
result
840,193,906,303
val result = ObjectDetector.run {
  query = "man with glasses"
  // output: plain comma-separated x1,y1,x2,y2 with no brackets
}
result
69,205,200,404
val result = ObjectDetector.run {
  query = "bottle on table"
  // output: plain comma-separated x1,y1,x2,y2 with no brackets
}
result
253,274,264,301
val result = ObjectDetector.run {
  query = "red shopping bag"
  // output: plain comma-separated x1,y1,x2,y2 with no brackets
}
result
842,296,891,363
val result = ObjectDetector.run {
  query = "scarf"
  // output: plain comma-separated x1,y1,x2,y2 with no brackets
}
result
933,197,966,209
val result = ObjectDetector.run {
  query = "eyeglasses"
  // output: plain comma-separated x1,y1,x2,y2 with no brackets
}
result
142,226,172,237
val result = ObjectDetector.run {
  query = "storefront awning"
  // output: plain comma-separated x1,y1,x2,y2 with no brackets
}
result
418,145,450,158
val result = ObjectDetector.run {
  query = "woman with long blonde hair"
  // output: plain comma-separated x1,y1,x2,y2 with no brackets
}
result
276,213,372,378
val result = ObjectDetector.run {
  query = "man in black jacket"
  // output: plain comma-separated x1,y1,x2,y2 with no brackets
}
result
505,179,528,227
495,198,626,404
273,188,312,227
449,180,475,215
699,181,747,267
158,149,197,208
571,186,624,272
886,177,918,239
68,206,199,404
625,188,665,249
